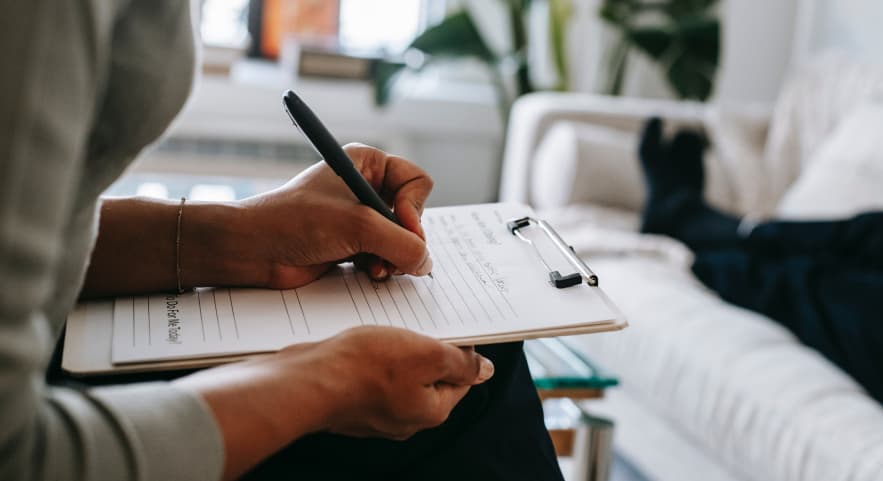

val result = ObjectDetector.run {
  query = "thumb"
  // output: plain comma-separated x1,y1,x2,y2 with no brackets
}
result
433,383,472,416
355,207,433,276
438,345,494,386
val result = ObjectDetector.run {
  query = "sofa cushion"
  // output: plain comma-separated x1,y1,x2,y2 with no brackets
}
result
763,54,883,208
543,206,883,481
530,121,735,213
531,122,646,211
776,103,883,219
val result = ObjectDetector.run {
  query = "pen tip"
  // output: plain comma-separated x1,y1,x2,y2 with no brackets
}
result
428,272,434,279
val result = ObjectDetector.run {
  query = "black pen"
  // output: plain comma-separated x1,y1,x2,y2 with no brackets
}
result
282,90,400,226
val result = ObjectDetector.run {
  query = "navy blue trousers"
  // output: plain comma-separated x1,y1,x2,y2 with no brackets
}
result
684,212,883,403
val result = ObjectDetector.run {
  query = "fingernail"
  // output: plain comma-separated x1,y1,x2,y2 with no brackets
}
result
372,264,388,280
415,254,433,277
477,356,494,382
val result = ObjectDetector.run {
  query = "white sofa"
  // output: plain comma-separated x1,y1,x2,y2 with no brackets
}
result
501,57,883,481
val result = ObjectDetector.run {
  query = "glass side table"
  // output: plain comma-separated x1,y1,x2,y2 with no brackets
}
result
525,338,618,481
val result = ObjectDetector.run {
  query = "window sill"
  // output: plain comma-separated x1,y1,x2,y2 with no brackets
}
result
174,59,502,144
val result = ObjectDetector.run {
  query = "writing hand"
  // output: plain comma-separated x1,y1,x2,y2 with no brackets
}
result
236,143,434,288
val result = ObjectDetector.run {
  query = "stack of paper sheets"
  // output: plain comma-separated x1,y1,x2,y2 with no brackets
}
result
64,203,626,374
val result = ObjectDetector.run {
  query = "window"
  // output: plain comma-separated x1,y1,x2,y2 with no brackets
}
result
200,0,443,52
338,0,424,53
201,0,250,47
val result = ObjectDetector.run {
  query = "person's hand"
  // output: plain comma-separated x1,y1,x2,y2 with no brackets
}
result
176,326,494,480
234,144,434,288
307,326,494,439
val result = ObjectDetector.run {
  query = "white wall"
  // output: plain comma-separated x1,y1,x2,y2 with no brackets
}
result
714,0,799,104
794,0,883,66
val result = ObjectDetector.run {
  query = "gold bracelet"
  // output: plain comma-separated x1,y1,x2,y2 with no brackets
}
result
176,197,186,294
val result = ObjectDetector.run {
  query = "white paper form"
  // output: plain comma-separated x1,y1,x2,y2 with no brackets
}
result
111,203,619,364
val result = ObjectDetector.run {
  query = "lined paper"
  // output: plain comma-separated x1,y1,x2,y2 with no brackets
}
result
110,203,618,364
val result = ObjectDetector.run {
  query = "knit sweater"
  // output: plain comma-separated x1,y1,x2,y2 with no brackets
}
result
0,1,223,479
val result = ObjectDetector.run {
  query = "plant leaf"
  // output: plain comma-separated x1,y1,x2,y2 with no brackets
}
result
666,54,715,100
501,0,533,12
665,15,719,99
628,27,674,59
409,10,497,63
598,0,720,101
549,0,573,90
664,0,719,18
599,1,632,27
676,15,719,65
371,60,406,106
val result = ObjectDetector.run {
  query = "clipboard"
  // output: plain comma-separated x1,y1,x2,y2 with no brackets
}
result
63,203,627,376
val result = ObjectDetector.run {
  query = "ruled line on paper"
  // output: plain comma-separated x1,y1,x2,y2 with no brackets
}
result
212,290,222,341
342,271,366,326
383,281,408,329
354,271,380,325
293,289,310,334
196,290,206,341
419,275,453,326
393,276,424,331
426,243,477,323
431,230,494,323
228,289,240,340
367,276,394,326
422,249,465,325
147,296,152,345
280,290,296,335
407,277,440,329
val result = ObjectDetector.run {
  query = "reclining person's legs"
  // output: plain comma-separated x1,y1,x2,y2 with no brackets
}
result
638,118,742,250
691,249,883,403
748,212,883,269
638,117,883,266
638,118,883,404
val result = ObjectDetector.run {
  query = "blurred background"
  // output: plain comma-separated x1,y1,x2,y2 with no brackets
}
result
115,0,880,207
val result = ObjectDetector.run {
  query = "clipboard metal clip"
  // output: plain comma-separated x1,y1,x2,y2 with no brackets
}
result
507,217,599,288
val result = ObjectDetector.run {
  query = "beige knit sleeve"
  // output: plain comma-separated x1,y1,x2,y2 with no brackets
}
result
0,1,223,480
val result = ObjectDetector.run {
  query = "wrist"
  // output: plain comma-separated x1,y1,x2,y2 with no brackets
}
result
174,350,333,479
257,345,341,435
181,202,270,288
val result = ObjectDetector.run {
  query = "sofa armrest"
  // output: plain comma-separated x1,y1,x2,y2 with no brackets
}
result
500,92,708,205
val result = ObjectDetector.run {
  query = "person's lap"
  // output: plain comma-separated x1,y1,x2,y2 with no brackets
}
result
48,340,564,481
241,342,562,481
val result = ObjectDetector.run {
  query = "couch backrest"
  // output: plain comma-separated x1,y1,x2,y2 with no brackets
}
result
503,54,883,218
760,53,883,210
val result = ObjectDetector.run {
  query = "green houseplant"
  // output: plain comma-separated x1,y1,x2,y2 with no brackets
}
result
599,0,720,100
373,0,720,112
372,0,572,120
